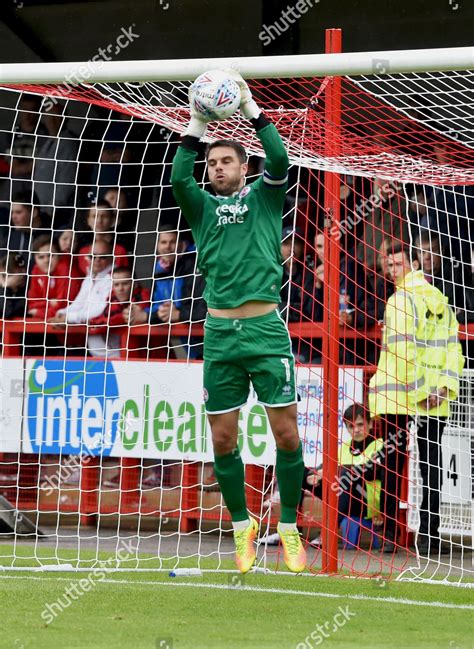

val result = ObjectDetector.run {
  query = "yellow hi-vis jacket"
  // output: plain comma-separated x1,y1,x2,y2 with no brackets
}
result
369,270,465,417
339,438,384,519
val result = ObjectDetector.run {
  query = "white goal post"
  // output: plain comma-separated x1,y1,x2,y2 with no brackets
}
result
0,46,473,83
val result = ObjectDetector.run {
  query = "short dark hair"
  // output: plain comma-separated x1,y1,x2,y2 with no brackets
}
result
414,230,442,251
112,266,132,277
88,199,116,216
206,139,247,164
343,403,370,425
11,191,33,209
92,238,113,254
158,223,177,234
32,235,59,253
386,240,415,264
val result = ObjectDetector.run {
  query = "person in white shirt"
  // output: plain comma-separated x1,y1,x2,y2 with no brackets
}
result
49,239,113,356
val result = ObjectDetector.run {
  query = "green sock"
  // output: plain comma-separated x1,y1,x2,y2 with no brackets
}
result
214,449,248,522
276,442,305,524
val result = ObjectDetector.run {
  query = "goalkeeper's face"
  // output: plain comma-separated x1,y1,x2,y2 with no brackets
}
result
207,146,248,196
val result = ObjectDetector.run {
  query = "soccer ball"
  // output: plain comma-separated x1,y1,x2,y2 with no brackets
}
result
189,70,241,122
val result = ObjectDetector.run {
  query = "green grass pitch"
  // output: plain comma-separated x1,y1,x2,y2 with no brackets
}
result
1,546,472,649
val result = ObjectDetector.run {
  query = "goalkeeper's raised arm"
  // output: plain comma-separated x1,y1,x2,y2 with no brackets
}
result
227,69,289,188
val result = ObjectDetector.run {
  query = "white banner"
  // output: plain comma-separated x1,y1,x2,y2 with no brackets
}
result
0,358,24,453
21,359,364,465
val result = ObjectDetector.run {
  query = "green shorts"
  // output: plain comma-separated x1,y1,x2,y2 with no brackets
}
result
203,308,297,414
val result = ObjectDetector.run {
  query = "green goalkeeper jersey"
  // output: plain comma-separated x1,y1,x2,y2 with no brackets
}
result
171,119,289,309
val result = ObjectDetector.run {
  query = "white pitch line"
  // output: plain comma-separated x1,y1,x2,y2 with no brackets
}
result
1,574,473,610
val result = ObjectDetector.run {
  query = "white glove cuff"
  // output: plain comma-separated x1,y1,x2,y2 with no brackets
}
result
240,99,261,120
183,117,208,139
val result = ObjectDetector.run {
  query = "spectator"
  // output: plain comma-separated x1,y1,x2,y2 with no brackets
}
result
88,266,150,358
32,101,80,227
369,241,465,555
27,235,82,320
279,226,314,362
103,186,136,253
77,201,128,275
0,192,45,269
420,142,473,270
355,178,410,275
305,403,383,528
265,403,384,548
280,226,314,323
0,253,27,318
128,225,185,325
369,237,398,325
307,232,377,329
56,227,83,277
49,240,114,357
414,231,474,324
0,94,47,203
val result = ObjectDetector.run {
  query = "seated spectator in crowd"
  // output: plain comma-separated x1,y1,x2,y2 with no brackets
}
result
0,94,47,204
280,226,314,322
307,232,377,329
49,240,113,356
306,232,378,364
420,142,473,270
128,225,185,325
102,186,136,253
0,192,45,269
27,235,82,321
355,178,410,275
56,227,84,277
78,200,128,275
279,226,314,362
415,231,473,324
0,253,27,318
88,266,150,358
32,101,79,228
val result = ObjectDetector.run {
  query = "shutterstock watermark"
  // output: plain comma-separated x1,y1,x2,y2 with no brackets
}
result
43,24,140,112
40,432,113,495
40,538,136,625
259,0,320,46
329,179,401,243
295,605,356,648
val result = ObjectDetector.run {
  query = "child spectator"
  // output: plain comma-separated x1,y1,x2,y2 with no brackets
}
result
300,403,384,527
27,234,82,320
56,227,83,278
0,253,27,318
264,403,384,549
88,266,150,357
77,200,128,275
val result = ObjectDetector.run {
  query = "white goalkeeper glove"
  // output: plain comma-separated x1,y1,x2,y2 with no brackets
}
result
225,69,261,120
183,88,211,139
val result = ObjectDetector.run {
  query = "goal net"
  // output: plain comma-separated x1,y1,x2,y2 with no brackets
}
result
0,46,472,585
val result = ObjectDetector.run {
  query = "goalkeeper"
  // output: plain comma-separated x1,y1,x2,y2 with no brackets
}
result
171,72,306,574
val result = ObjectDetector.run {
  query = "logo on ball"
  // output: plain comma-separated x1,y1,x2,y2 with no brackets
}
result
190,70,241,122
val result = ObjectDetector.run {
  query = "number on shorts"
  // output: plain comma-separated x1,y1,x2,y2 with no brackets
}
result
280,358,291,382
